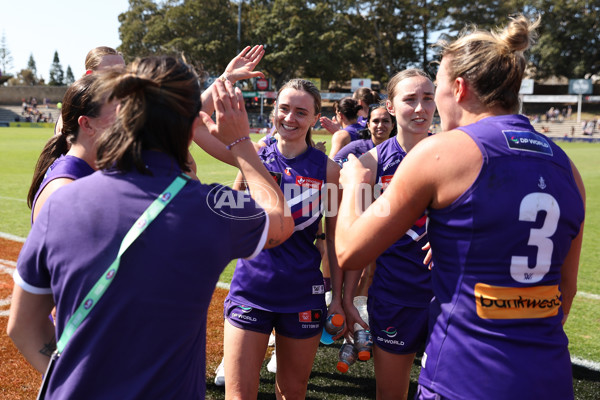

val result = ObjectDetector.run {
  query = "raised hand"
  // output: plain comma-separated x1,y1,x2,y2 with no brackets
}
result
319,116,341,134
199,79,249,147
223,45,265,83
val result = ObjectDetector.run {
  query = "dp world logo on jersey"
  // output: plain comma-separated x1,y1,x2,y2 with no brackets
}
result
503,130,553,156
207,182,275,220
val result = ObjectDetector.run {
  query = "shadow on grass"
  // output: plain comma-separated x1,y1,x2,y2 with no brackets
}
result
572,363,600,400
205,343,599,399
206,343,420,400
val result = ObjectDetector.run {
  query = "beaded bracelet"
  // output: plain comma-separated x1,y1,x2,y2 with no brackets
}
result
226,136,251,150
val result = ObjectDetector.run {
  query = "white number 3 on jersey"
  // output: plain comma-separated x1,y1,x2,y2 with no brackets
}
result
510,193,560,283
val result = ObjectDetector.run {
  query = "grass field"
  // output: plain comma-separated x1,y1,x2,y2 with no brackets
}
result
1,127,599,398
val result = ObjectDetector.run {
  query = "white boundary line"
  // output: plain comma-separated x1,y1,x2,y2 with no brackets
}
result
0,232,26,243
571,357,600,372
0,196,26,203
0,234,599,371
577,291,600,301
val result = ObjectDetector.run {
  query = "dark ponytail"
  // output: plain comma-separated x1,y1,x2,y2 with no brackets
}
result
27,74,102,208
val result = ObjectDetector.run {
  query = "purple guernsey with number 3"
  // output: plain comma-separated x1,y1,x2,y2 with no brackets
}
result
420,115,584,399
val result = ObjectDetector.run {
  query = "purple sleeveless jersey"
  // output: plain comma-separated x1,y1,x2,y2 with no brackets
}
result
419,115,584,399
333,138,374,166
344,122,364,142
370,137,433,306
31,155,95,225
228,143,329,312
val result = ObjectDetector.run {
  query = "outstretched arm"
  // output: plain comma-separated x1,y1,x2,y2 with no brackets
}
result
328,130,350,159
319,115,341,134
200,45,265,117
341,149,378,335
194,45,266,166
335,131,480,271
199,79,293,248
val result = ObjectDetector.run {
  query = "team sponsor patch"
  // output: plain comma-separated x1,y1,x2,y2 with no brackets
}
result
382,159,400,172
380,175,393,191
413,215,427,228
312,285,325,294
383,326,398,338
299,309,322,322
296,175,323,189
474,283,561,319
269,171,282,186
503,130,553,155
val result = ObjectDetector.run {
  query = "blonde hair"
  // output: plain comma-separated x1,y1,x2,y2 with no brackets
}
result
435,14,540,112
85,46,122,71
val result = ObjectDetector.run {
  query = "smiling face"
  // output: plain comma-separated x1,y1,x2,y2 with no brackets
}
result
386,75,436,137
275,88,320,142
367,107,393,145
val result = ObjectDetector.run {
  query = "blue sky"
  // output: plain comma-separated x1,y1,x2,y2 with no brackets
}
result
1,0,130,81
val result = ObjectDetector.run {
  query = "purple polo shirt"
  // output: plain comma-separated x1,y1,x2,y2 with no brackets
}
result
31,155,95,225
15,150,268,399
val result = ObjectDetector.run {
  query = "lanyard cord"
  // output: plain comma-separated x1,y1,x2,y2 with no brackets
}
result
56,173,190,354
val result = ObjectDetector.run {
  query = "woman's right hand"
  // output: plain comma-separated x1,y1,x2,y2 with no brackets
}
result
199,79,249,146
319,116,341,134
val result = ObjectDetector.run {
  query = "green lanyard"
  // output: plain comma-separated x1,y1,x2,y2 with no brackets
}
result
55,173,190,354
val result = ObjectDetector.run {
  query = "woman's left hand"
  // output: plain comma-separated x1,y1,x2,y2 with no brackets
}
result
223,45,265,82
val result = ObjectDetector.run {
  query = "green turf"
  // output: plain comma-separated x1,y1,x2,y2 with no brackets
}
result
1,128,599,398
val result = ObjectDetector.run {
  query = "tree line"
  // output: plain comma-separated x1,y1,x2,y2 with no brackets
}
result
1,1,597,89
117,0,599,90
0,31,75,87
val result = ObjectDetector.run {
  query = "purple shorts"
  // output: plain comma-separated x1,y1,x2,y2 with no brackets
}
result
224,298,325,339
367,295,428,354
